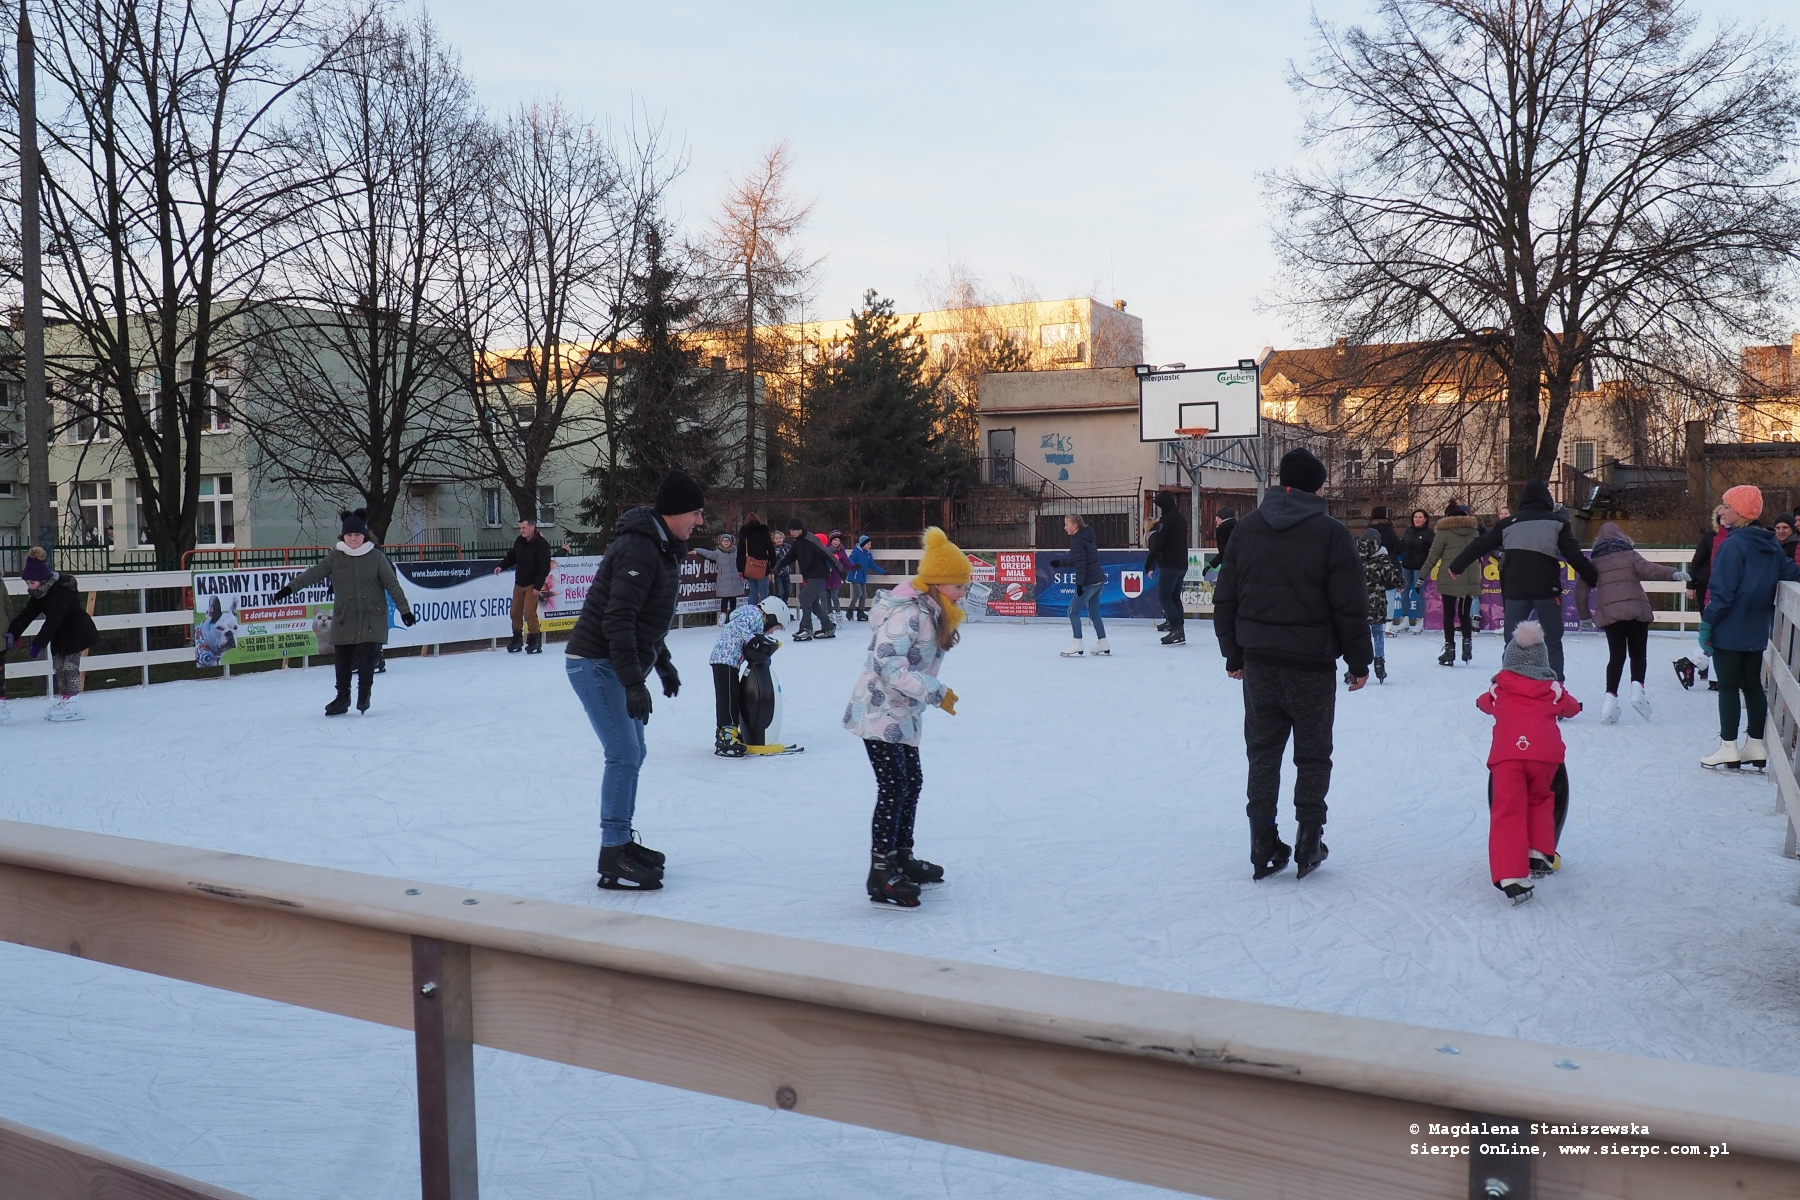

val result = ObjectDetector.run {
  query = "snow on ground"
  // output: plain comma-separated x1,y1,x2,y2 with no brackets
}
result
2,618,1798,1198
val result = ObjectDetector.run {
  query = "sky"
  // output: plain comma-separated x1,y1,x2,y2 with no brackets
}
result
424,0,1796,366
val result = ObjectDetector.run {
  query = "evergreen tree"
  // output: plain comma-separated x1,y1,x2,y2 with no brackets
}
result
801,290,957,495
580,226,720,530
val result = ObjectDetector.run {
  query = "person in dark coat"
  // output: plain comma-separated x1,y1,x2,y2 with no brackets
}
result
1212,506,1238,559
1367,506,1401,558
7,546,101,721
565,469,706,890
493,516,553,654
1051,513,1107,655
1214,448,1370,882
1699,486,1800,770
273,510,417,716
736,511,775,605
1449,479,1597,681
1776,514,1800,564
1395,509,1434,633
785,520,839,640
1145,491,1190,645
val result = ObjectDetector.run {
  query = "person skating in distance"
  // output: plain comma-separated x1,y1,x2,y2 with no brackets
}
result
493,515,552,654
843,528,969,908
1052,513,1108,657
6,547,100,722
1477,622,1581,905
564,469,705,890
1145,490,1189,645
845,533,888,621
1421,503,1481,666
272,511,416,716
1574,522,1685,724
786,520,838,641
1355,526,1404,683
1699,485,1798,771
1213,448,1371,881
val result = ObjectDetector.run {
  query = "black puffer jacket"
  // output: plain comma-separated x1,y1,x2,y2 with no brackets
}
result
1145,503,1189,571
785,527,836,582
565,507,684,688
1214,516,1237,556
498,532,552,589
737,518,774,574
1213,487,1372,675
1398,522,1434,571
8,572,100,657
1053,524,1105,588
1449,483,1596,600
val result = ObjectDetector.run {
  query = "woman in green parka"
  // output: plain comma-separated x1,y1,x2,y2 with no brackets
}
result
272,510,416,715
1421,502,1483,667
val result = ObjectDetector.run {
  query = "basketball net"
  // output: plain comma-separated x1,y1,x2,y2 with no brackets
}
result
1172,427,1211,483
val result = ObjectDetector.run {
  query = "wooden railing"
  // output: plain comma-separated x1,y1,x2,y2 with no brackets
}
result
1,820,1797,1199
4,571,194,691
1761,582,1800,881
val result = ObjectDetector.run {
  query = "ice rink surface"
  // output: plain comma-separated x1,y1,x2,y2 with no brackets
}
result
2,618,1797,1197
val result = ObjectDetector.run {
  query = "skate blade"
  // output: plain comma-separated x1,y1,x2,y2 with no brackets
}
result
868,893,922,908
597,875,664,891
746,744,804,755
1511,890,1535,906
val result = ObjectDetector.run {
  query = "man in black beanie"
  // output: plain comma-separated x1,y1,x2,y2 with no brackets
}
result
1213,446,1371,881
564,468,705,890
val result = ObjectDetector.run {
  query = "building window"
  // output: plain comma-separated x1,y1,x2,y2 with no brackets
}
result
1372,447,1396,485
66,391,112,443
73,481,115,544
1572,440,1597,473
1343,448,1365,482
1438,443,1460,481
0,381,12,408
197,475,235,546
0,481,16,497
203,369,232,433
1038,323,1083,362
483,488,504,528
536,485,556,526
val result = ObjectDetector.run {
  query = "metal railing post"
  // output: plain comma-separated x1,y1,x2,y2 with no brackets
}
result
412,935,478,1200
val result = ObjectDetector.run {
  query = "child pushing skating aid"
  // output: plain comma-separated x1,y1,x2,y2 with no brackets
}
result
1475,622,1581,905
709,597,792,756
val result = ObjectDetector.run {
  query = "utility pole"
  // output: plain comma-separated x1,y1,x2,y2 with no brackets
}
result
18,2,53,552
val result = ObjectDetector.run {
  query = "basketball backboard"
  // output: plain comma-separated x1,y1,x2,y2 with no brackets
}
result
1137,364,1261,442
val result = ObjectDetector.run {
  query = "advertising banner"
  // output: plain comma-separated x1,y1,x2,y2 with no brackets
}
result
961,552,998,620
539,555,602,633
1420,558,1579,630
1181,549,1222,617
192,567,327,667
388,559,515,647
1033,550,1166,620
986,551,1040,617
677,553,719,615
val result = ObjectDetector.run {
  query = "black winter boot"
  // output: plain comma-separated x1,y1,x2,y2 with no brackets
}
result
507,631,524,653
1294,822,1329,879
867,855,922,907
526,632,542,654
1250,818,1291,880
598,843,664,890
896,849,945,884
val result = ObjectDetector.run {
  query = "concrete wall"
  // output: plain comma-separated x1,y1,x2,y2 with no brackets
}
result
979,367,1155,489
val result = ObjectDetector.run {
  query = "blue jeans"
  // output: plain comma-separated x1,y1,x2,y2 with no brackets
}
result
1370,621,1386,658
1068,582,1106,639
565,654,647,847
1400,568,1422,621
1503,597,1566,681
744,576,769,605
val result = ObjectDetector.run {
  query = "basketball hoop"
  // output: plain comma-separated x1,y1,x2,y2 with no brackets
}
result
1172,427,1212,484
1174,427,1211,441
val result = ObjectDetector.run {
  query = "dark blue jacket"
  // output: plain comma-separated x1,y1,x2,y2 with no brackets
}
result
1703,524,1800,652
846,545,886,585
1055,525,1105,589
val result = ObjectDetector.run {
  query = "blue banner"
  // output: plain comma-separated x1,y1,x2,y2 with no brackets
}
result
1033,550,1167,619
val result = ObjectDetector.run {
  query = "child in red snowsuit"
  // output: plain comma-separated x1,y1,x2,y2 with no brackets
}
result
1476,621,1581,904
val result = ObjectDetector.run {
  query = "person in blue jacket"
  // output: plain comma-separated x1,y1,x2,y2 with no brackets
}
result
845,533,888,621
1700,485,1800,771
1051,513,1108,657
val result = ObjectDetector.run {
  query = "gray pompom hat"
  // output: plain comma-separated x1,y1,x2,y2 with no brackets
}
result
1500,621,1557,681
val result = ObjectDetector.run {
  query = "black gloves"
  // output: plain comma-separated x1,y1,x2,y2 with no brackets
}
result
270,586,293,602
655,659,680,698
401,611,417,627
625,682,654,723
1048,558,1064,568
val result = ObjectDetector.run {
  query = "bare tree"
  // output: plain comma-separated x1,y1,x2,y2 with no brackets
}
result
6,0,336,563
1272,0,1800,497
238,9,488,542
455,102,674,525
707,141,816,489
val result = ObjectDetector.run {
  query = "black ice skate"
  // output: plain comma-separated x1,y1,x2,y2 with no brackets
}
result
1529,851,1561,878
507,632,524,653
1438,643,1456,667
526,632,543,654
1498,880,1535,905
1155,621,1170,632
1373,656,1387,682
1161,631,1186,645
867,857,922,907
598,843,663,890
1672,657,1696,690
1462,632,1473,662
356,683,372,714
624,833,665,870
1250,819,1291,880
714,726,748,757
325,692,351,717
1294,822,1329,879
896,849,945,884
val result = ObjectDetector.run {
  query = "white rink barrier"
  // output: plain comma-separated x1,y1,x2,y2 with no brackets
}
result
1,819,1798,1200
4,570,194,693
1761,582,1800,887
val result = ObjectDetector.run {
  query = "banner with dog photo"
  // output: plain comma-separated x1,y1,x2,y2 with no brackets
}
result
192,567,329,666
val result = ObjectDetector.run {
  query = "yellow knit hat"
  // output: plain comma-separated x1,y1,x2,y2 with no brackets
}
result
911,526,972,589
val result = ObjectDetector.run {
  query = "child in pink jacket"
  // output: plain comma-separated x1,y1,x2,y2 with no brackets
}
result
1476,622,1581,905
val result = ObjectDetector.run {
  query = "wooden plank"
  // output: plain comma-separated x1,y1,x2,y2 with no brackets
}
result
0,1115,255,1200
1764,652,1800,831
6,646,204,681
413,937,478,1200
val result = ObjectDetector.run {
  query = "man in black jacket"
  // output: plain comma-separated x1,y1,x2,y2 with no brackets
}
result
1213,506,1238,559
1145,491,1189,645
785,520,838,640
565,469,705,890
1214,448,1370,881
1449,478,1596,681
494,516,553,654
